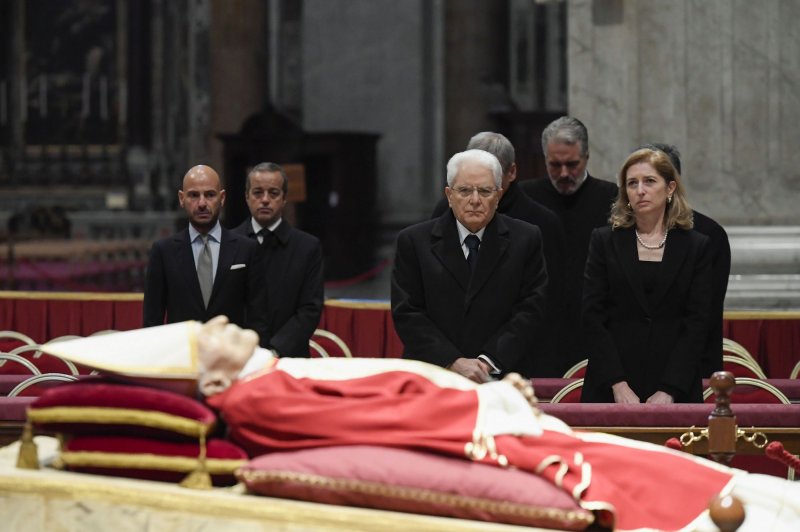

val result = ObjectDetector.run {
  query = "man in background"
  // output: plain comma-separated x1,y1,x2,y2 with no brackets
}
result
520,117,617,375
143,165,268,343
232,162,323,357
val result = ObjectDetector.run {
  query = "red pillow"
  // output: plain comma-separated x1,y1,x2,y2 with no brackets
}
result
238,445,594,530
59,435,247,486
28,381,217,440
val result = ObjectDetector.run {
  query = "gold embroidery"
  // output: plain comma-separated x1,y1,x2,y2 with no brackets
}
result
28,406,213,437
238,469,594,525
464,431,509,467
59,451,244,475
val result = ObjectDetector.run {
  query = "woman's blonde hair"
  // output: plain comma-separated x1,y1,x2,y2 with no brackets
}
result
609,148,693,230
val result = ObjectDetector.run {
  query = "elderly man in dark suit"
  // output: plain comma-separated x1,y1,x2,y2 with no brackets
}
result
232,162,323,357
392,149,548,383
431,132,565,377
143,165,268,343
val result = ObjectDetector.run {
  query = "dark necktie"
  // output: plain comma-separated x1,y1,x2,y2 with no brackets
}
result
465,234,480,273
259,229,275,249
197,234,213,308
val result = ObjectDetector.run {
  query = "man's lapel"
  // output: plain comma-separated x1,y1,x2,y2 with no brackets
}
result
212,229,236,304
431,212,471,292
465,215,509,306
176,229,205,309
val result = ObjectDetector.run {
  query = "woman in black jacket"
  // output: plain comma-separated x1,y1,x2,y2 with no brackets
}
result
580,148,711,403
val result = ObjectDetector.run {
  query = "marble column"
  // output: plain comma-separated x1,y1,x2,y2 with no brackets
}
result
208,0,267,175
302,0,444,226
567,0,800,225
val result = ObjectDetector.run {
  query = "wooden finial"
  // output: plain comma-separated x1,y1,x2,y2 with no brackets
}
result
710,371,736,417
708,371,737,465
709,494,745,532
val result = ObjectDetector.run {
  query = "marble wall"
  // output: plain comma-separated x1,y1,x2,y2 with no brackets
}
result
568,0,800,225
301,0,443,227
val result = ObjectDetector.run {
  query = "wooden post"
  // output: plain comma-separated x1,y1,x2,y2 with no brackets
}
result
708,371,737,465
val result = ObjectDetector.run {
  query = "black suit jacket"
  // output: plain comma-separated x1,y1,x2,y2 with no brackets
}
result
142,226,269,343
580,226,712,403
391,211,547,376
431,182,565,375
232,218,324,357
693,211,731,377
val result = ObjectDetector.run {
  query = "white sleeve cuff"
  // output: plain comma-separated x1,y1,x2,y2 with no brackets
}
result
477,354,502,375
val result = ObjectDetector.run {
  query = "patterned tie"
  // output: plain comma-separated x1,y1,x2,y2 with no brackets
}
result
465,234,480,273
197,234,213,308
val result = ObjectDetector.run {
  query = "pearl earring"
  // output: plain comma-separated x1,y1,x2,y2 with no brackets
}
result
667,195,672,204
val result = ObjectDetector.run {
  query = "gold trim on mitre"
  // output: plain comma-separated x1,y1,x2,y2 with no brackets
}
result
40,321,201,378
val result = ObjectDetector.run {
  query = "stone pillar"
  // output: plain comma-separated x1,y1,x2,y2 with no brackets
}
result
302,0,443,226
209,0,267,176
568,0,800,225
444,0,509,159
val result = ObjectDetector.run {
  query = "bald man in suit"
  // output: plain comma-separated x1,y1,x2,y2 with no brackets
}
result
143,165,268,343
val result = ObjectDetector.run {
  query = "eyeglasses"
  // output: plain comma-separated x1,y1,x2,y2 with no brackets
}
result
452,186,498,198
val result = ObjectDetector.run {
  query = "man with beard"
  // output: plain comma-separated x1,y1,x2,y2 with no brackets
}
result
143,164,268,343
520,117,618,374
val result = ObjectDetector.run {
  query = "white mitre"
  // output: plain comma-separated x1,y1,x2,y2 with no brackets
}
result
43,321,201,377
41,321,275,395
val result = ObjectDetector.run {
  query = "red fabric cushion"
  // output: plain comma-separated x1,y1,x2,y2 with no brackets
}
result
29,380,217,440
61,435,247,486
238,445,594,530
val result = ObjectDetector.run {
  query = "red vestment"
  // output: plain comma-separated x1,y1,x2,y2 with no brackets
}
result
208,359,736,531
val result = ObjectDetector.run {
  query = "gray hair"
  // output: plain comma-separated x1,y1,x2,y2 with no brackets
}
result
466,132,515,173
541,116,589,157
446,149,503,188
246,162,288,195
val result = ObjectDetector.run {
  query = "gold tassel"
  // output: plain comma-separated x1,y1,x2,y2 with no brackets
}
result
16,422,39,470
179,432,212,489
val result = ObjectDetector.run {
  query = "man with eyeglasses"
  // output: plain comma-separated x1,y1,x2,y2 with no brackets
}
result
391,149,548,383
431,132,565,377
519,117,618,375
231,162,323,357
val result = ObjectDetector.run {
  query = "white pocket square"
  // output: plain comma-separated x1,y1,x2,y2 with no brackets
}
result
230,264,246,270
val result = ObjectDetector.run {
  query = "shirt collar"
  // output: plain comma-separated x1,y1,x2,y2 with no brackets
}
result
455,219,486,244
189,221,222,243
250,217,283,235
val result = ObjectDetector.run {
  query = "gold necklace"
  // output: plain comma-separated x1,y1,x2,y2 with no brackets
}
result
635,230,668,249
